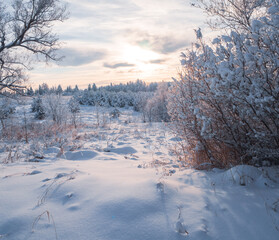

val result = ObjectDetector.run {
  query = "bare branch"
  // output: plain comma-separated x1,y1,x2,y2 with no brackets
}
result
0,0,68,95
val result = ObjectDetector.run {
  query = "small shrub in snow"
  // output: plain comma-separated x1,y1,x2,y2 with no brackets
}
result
110,108,121,119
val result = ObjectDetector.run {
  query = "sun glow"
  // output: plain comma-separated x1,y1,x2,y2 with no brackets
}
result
122,45,160,64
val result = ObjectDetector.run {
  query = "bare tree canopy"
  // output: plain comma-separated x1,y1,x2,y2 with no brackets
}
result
0,0,68,95
194,0,268,31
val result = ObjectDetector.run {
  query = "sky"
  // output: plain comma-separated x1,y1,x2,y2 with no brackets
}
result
30,0,206,88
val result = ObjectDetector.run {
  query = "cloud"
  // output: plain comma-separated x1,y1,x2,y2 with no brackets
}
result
32,0,206,87
104,62,135,69
57,48,106,66
154,37,188,54
125,29,191,54
149,59,167,64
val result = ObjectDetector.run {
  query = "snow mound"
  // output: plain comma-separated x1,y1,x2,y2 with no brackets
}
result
43,147,60,154
61,150,98,161
221,165,262,186
28,170,42,175
110,147,137,155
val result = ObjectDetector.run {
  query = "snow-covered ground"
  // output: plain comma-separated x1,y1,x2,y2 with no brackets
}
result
1,104,279,240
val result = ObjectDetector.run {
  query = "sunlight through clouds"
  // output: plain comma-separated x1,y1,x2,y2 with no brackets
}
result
30,0,205,88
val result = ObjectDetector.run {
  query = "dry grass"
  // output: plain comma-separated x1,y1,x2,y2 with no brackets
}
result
0,121,84,152
3,144,20,163
32,210,58,240
171,138,241,170
194,141,240,169
37,171,77,207
1,121,80,142
0,120,87,163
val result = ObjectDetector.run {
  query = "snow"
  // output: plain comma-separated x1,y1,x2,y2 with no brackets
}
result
0,105,279,240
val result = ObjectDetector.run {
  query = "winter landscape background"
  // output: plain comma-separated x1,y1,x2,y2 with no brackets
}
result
1,0,279,239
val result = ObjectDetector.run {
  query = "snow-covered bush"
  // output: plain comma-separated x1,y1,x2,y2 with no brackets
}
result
35,104,46,120
133,92,153,112
168,0,279,168
0,98,16,129
110,108,121,119
143,83,170,122
45,94,68,125
32,97,46,120
68,97,80,114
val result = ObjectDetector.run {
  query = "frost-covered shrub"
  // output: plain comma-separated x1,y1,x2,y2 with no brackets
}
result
0,98,16,129
143,83,170,122
31,97,40,113
45,94,68,125
32,97,46,120
168,0,279,168
68,97,80,114
133,92,153,112
35,104,46,120
68,97,80,127
110,108,121,119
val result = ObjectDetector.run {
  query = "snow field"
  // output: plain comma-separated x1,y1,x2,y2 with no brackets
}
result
0,105,279,240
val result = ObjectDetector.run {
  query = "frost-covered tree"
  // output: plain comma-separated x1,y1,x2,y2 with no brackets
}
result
68,97,80,128
87,84,92,91
45,94,66,124
26,87,34,96
98,80,158,93
0,97,15,129
76,89,154,110
169,0,279,167
74,85,79,93
194,0,268,31
0,0,68,95
92,83,97,91
65,85,73,95
31,96,46,119
144,83,170,122
56,85,63,95
31,96,41,112
38,83,50,95
35,103,46,120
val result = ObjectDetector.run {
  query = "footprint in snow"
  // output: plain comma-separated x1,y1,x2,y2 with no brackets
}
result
42,178,51,182
176,221,189,235
176,207,189,236
155,152,163,156
63,192,74,205
55,173,69,179
67,204,80,211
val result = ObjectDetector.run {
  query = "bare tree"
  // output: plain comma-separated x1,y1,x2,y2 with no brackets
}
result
0,0,68,95
194,0,267,31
